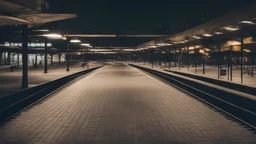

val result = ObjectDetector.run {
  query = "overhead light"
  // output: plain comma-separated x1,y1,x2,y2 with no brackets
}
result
81,43,91,46
43,33,63,39
223,26,239,31
192,36,201,39
70,38,81,43
239,21,255,24
149,45,157,48
202,33,212,37
33,29,49,32
215,31,223,35
61,36,67,40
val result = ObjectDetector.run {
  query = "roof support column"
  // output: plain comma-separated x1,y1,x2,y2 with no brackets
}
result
203,55,205,74
174,48,177,67
7,51,11,65
187,45,189,70
240,36,244,83
169,48,171,69
218,42,221,79
151,50,154,68
194,45,197,74
35,54,38,68
230,45,233,81
44,38,48,73
59,53,61,65
179,47,181,70
22,24,28,89
66,37,70,72
0,50,3,66
51,54,53,66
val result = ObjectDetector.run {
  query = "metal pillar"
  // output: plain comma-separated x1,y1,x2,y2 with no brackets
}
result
59,53,61,65
218,42,221,79
179,47,181,70
35,54,38,68
194,45,197,73
151,50,154,68
87,48,89,69
22,25,28,89
51,54,53,66
0,51,2,66
66,38,70,71
7,51,11,65
187,45,189,70
174,48,177,67
203,56,205,74
230,45,233,81
17,53,19,68
44,38,48,73
3,52,6,65
169,48,171,69
241,36,244,83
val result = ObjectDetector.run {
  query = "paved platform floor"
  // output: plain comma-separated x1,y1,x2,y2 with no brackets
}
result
131,61,256,88
0,61,102,97
0,62,255,144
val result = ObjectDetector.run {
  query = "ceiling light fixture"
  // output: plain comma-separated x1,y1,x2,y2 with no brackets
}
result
223,26,239,31
202,33,212,37
42,33,63,39
192,36,201,39
239,21,255,24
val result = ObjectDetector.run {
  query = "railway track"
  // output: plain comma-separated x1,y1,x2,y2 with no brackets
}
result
130,64,256,131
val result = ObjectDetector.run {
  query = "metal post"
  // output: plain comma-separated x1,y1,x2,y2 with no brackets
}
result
3,52,6,65
59,53,61,65
179,47,181,70
0,51,2,66
17,53,19,68
44,38,48,73
230,45,233,81
35,54,37,68
7,51,11,65
51,54,53,66
66,38,70,71
169,48,171,69
187,45,189,70
218,42,221,79
22,25,28,89
227,54,229,81
194,45,197,73
87,48,89,69
241,36,244,83
174,48,177,67
151,50,154,68
203,56,205,74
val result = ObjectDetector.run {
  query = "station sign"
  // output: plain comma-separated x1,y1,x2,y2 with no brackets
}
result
3,42,52,47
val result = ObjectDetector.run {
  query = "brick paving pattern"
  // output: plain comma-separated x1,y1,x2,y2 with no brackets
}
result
0,62,255,144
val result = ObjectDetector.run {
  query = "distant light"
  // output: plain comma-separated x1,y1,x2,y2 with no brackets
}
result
70,39,81,43
239,21,255,24
202,33,212,37
192,36,201,39
61,37,67,40
81,43,91,46
43,33,63,39
223,26,239,31
150,46,157,48
33,29,49,32
215,31,223,35
156,43,172,46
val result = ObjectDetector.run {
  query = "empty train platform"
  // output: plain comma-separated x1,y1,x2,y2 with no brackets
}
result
0,63,255,144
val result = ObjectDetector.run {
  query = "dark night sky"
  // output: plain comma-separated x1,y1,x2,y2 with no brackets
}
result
49,0,255,34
